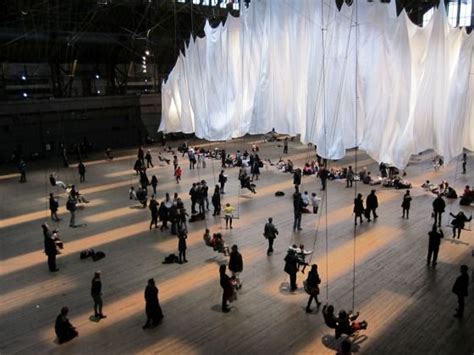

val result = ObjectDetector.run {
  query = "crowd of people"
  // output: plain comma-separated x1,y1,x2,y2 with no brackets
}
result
16,136,469,353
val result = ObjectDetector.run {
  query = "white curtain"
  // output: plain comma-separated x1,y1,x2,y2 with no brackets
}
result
160,0,474,168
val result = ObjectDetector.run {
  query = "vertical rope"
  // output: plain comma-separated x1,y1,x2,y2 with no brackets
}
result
351,0,359,312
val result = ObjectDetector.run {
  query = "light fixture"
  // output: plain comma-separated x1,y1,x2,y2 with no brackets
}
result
145,50,150,56
21,75,26,80
142,56,146,60
95,74,100,79
22,92,28,98
143,69,147,73
142,64,147,68
145,79,148,82
97,90,101,94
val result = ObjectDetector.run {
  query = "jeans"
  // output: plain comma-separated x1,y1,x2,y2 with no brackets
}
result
293,213,302,230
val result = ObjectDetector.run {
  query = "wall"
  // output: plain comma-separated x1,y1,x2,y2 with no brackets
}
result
0,93,161,162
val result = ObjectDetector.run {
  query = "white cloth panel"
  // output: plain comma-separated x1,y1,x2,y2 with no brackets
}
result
159,0,474,168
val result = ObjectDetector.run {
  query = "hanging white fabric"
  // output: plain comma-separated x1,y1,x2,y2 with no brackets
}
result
159,0,474,168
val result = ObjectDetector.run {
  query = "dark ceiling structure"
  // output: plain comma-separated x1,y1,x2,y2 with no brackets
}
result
0,0,468,101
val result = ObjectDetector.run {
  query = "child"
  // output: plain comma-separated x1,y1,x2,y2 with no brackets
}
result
311,193,321,214
175,166,182,184
224,203,235,229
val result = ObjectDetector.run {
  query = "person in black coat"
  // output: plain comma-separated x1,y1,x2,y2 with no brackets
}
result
220,264,233,312
432,194,446,227
293,193,303,232
151,175,158,195
91,271,106,319
365,190,378,221
318,166,328,191
353,193,365,225
55,307,78,344
177,228,188,264
143,278,164,329
78,162,86,182
449,211,472,239
263,217,279,255
219,170,227,194
228,244,243,276
284,249,299,291
427,224,443,267
401,190,412,219
212,185,221,216
293,169,302,193
49,193,60,222
149,196,159,230
305,264,322,313
43,224,59,272
159,201,169,231
452,265,469,318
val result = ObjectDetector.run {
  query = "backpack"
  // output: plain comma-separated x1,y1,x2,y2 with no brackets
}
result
92,251,106,262
275,191,285,196
80,249,95,259
66,199,76,211
162,253,179,264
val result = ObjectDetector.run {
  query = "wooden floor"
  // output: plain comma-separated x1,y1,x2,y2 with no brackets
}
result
1,136,473,355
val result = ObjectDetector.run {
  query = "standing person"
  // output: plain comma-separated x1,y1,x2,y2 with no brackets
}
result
228,245,243,289
318,165,328,191
293,169,302,193
61,146,69,167
188,149,196,170
201,180,209,211
263,217,279,256
143,278,164,329
66,196,77,228
221,149,226,168
284,249,299,292
138,146,145,165
149,195,159,230
462,153,467,174
173,155,178,172
353,193,365,225
18,160,27,183
158,201,169,231
432,194,446,227
55,307,78,344
224,203,235,229
177,227,188,264
49,193,60,222
212,185,221,216
43,224,59,272
365,190,379,222
401,190,412,219
175,166,182,184
78,162,86,183
293,193,303,232
449,211,472,239
145,150,154,168
346,165,354,188
91,271,106,319
311,193,320,214
251,156,261,181
219,264,233,313
305,264,322,313
219,170,227,194
283,137,289,154
427,224,443,267
452,265,469,318
151,175,158,195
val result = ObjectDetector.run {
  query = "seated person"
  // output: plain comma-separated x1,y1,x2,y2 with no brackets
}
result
239,173,256,194
49,173,68,189
69,185,89,203
301,191,310,207
288,244,312,273
106,147,114,160
211,233,230,255
286,160,294,174
336,310,368,339
460,185,473,205
55,307,78,344
393,176,412,189
422,180,436,191
135,187,148,207
362,171,372,184
445,186,458,199
322,304,338,329
303,163,314,176
276,157,286,170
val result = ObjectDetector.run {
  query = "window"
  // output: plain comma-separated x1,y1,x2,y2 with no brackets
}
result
423,1,472,28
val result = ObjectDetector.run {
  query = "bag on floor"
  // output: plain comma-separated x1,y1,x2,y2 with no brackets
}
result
162,253,179,264
80,249,95,259
92,251,106,262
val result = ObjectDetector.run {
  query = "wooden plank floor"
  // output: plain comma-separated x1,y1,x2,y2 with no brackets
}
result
1,136,473,355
